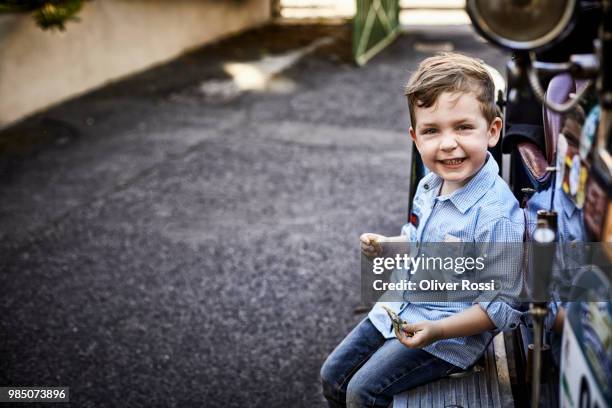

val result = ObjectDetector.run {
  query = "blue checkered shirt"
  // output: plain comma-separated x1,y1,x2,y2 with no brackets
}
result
368,153,525,369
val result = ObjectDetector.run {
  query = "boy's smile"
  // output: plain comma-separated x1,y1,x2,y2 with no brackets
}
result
438,158,466,167
409,91,501,195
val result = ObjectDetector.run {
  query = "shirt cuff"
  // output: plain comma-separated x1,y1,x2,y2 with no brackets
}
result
477,301,522,331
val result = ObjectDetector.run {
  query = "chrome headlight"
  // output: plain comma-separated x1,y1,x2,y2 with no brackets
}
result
466,0,577,51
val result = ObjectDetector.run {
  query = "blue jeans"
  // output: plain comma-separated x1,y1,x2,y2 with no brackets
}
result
320,318,461,408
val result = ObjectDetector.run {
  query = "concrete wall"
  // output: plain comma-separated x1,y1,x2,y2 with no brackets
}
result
0,0,271,128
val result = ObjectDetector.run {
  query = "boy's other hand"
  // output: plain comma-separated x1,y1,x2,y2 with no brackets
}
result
360,233,385,258
395,321,443,349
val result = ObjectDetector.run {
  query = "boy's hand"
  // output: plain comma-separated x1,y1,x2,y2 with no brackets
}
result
395,321,444,349
360,233,385,258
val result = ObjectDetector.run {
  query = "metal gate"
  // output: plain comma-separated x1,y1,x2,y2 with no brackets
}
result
353,0,400,65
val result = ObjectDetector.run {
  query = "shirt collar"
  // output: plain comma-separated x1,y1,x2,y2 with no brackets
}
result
420,152,499,214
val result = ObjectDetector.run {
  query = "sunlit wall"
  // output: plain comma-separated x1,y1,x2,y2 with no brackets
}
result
0,0,271,128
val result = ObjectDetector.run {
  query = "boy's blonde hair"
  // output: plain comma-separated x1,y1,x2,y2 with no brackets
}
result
405,53,498,127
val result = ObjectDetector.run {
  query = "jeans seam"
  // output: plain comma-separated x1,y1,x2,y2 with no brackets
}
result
335,341,384,394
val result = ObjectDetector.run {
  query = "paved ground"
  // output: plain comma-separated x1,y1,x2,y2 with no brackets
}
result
0,21,507,407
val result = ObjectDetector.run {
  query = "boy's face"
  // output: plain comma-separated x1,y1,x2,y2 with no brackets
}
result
409,91,502,194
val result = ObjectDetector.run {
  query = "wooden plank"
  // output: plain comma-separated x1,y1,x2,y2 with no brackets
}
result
485,338,502,408
407,383,421,407
442,377,457,407
476,368,485,408
438,377,449,407
460,374,475,407
419,383,430,407
467,369,481,408
393,392,408,408
455,373,468,407
393,334,515,407
493,332,515,408
432,377,442,408
477,354,491,407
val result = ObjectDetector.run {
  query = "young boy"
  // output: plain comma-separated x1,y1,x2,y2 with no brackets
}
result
320,53,524,408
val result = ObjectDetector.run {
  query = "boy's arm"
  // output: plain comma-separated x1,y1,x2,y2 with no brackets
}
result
396,305,494,349
437,304,496,337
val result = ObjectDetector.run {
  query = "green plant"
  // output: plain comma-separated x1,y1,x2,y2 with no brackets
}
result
0,0,87,31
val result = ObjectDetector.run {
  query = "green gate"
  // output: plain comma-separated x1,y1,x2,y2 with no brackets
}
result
353,0,400,65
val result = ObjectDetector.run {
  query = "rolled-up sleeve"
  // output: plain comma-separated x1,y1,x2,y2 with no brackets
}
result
478,300,523,331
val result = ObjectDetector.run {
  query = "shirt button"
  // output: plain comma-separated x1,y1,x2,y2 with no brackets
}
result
424,183,430,190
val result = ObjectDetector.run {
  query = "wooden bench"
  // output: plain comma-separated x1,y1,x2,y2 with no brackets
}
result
393,333,514,408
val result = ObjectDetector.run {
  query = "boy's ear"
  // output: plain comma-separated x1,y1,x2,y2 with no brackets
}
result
487,117,502,148
409,126,417,143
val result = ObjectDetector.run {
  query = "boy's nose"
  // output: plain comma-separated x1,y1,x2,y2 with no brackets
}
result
439,133,458,151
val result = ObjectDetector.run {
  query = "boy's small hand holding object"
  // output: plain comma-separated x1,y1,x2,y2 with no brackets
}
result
382,306,441,348
360,233,385,258
396,320,444,349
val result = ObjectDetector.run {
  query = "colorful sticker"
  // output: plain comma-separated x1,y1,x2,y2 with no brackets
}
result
580,105,600,159
562,152,588,208
570,155,581,195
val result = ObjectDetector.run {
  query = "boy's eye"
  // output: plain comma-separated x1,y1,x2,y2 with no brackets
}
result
421,128,437,134
457,124,473,131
